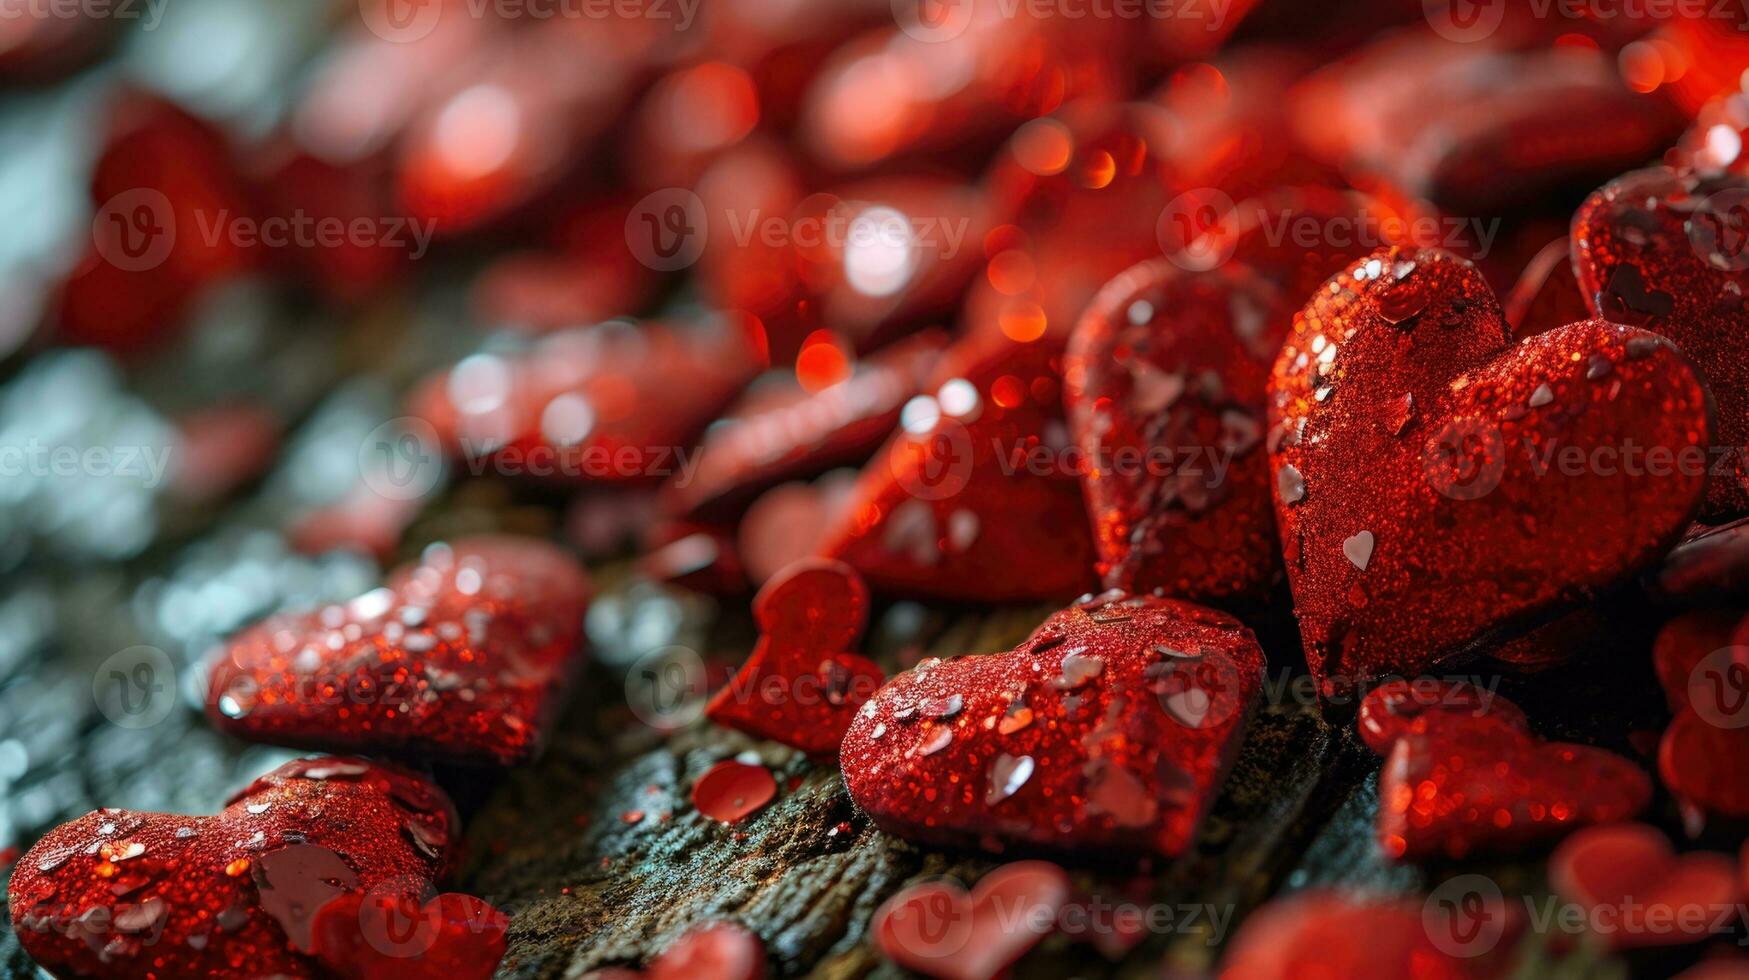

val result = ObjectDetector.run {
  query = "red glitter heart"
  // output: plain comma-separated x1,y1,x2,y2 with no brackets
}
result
1549,822,1742,950
1065,258,1289,602
1355,678,1527,757
1219,889,1521,979
1573,167,1749,517
871,861,1070,980
209,536,592,767
818,338,1098,602
1378,714,1651,861
6,757,456,980
1268,247,1711,694
841,591,1264,858
311,890,509,980
705,559,883,759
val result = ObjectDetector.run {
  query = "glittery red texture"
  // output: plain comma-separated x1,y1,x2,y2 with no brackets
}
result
208,536,592,767
1572,167,1749,516
660,331,947,522
705,559,883,759
1218,889,1521,980
409,318,762,484
818,338,1097,602
6,757,457,980
841,591,1264,859
1549,823,1742,951
1355,678,1527,757
1656,610,1749,818
1377,690,1651,860
311,890,508,980
1268,247,1712,694
1065,259,1289,603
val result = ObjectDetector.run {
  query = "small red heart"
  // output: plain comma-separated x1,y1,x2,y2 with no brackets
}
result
1379,719,1651,861
842,591,1264,858
660,331,946,522
871,861,1070,980
7,757,456,980
1268,246,1711,694
209,536,593,767
1658,611,1749,819
1065,258,1289,603
819,338,1098,602
1653,609,1745,712
1549,822,1742,950
311,889,509,980
1355,678,1527,757
583,921,766,980
1660,710,1749,820
1219,889,1521,979
1573,167,1749,517
705,559,884,759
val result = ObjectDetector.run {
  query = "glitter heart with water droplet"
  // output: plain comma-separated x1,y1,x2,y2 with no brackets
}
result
6,757,455,980
208,536,592,767
841,591,1263,858
1268,247,1711,695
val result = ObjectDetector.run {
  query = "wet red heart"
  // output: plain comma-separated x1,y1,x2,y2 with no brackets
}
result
408,317,761,485
841,591,1264,858
1356,678,1527,757
1549,822,1742,950
1378,716,1651,861
311,890,508,980
1573,167,1749,517
6,757,456,980
1219,889,1521,980
209,536,593,767
704,559,883,759
871,861,1070,980
818,338,1097,602
1268,247,1711,694
1066,258,1289,602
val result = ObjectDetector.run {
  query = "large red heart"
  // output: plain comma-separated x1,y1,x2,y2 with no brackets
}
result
1378,710,1651,861
1573,167,1749,517
841,591,1264,858
704,558,884,759
818,338,1097,602
582,922,766,980
208,536,592,767
1065,258,1289,603
870,861,1070,980
311,889,509,980
1549,822,1742,950
7,757,456,980
1267,246,1711,694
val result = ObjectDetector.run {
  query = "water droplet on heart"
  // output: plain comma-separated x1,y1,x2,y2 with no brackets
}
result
1586,355,1613,380
917,726,953,756
36,847,73,873
871,722,886,739
1528,383,1554,409
218,681,256,719
998,699,1033,734
113,898,167,935
1055,651,1105,689
923,695,963,720
1277,464,1305,505
401,818,446,859
985,754,1035,805
246,803,271,815
175,827,196,839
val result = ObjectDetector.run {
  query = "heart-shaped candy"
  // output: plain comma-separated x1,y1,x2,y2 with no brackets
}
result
311,889,509,980
841,591,1264,858
705,559,883,759
1378,709,1651,861
1268,246,1711,694
1065,258,1289,602
7,757,457,980
871,861,1070,980
1549,822,1742,950
818,338,1097,602
1653,609,1745,712
1573,167,1749,517
209,536,592,767
1356,678,1525,756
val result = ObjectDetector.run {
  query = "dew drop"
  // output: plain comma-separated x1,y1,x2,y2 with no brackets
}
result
985,754,1036,806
